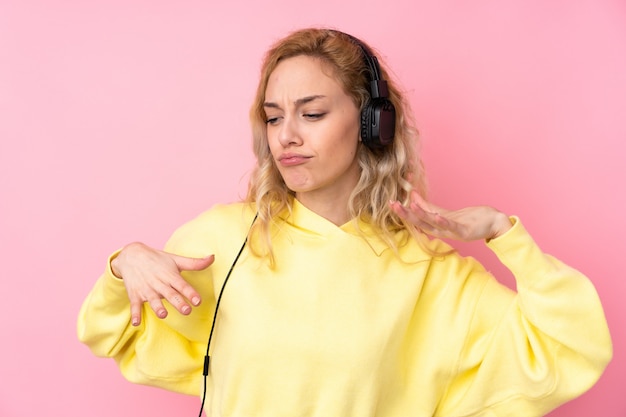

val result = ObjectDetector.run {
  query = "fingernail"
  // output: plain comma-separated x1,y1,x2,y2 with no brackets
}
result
182,305,191,314
131,318,139,326
192,296,201,306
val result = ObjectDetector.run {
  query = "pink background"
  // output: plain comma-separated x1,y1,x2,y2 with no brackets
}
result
1,1,624,416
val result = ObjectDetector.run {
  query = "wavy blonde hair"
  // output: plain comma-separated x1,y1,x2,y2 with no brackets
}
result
245,28,428,264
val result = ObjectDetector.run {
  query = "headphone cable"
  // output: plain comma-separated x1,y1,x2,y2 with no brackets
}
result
198,213,257,417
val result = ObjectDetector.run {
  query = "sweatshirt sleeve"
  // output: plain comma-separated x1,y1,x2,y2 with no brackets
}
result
76,250,140,359
76,223,219,396
438,217,612,417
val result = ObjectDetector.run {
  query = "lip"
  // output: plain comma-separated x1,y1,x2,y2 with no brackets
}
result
277,153,311,167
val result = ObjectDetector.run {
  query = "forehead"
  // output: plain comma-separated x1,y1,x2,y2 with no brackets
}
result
265,55,343,98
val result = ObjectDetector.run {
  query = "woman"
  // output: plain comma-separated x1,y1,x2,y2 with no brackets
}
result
77,28,612,416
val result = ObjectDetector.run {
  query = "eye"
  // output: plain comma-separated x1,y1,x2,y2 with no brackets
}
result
266,116,281,125
303,113,325,120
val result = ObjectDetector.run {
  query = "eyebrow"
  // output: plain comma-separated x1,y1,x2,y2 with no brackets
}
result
263,95,326,109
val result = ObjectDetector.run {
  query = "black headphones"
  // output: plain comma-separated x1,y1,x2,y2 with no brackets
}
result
336,31,396,149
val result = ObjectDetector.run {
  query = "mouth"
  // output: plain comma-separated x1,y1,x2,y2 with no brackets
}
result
278,153,311,167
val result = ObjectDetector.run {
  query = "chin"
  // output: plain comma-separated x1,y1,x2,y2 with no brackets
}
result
282,178,312,194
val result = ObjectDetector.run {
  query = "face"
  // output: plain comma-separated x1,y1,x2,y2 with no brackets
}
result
264,55,361,205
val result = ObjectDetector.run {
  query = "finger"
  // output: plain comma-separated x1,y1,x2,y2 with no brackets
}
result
390,200,435,232
409,190,445,216
389,200,411,220
409,214,445,236
390,200,426,224
392,198,449,236
171,254,215,272
130,299,143,327
170,278,202,307
147,295,168,319
161,286,194,316
408,201,451,228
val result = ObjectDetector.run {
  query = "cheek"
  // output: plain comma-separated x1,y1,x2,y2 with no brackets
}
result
341,117,360,146
266,131,280,158
337,126,360,156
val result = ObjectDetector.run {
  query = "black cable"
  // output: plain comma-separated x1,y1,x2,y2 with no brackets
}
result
197,213,257,417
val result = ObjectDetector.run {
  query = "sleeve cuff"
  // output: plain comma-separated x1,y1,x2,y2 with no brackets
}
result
485,215,532,257
103,249,131,299
106,249,124,280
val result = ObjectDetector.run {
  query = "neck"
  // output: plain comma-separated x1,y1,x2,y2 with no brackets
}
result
295,191,352,226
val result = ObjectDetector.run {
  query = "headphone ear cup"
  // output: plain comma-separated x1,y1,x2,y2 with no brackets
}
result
360,102,374,148
361,99,396,149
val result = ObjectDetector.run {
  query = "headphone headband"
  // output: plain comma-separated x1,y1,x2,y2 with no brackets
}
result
331,30,396,149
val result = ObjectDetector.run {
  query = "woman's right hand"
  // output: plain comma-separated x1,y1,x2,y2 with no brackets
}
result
111,242,215,326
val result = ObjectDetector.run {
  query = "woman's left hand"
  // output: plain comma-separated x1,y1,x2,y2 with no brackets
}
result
389,190,513,242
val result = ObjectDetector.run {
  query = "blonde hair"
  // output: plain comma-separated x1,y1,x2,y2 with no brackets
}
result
245,28,428,264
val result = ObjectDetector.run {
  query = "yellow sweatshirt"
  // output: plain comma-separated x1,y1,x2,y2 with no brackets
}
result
77,200,612,417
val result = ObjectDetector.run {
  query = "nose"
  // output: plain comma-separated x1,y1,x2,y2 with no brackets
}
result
276,116,302,147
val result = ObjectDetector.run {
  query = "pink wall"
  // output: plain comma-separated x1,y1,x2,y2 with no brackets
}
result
1,0,624,416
